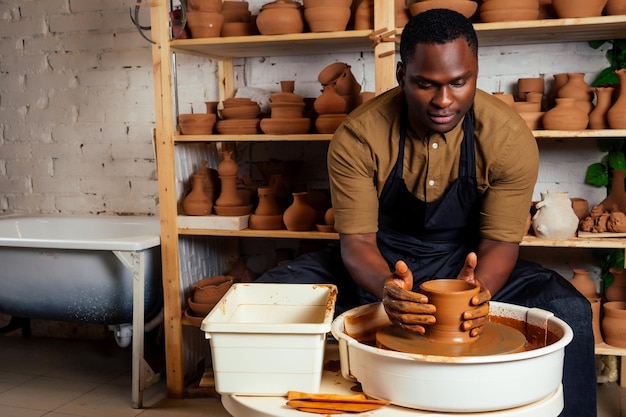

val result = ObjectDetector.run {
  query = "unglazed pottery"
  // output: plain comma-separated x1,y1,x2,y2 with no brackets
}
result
606,267,626,302
570,197,590,220
409,0,478,19
547,73,568,109
607,69,626,129
192,275,234,304
588,297,603,344
314,84,347,114
479,0,539,22
569,269,597,298
517,77,545,101
182,173,213,215
551,0,607,17
304,6,351,32
186,11,224,38
602,301,626,348
605,0,626,14
187,0,222,11
352,0,374,30
178,113,217,135
217,151,239,177
556,72,594,114
589,86,615,130
542,97,589,130
315,113,347,133
256,0,304,35
283,192,317,231
532,190,579,238
599,169,626,214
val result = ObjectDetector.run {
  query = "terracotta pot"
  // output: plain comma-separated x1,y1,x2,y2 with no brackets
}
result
569,269,597,298
352,0,374,30
570,197,590,220
315,113,347,133
479,0,539,22
409,0,478,19
178,113,217,135
260,118,311,135
249,213,285,230
606,267,626,302
551,0,607,17
222,1,250,10
587,297,603,344
182,173,213,215
547,73,568,109
542,97,589,130
419,279,480,344
517,77,545,101
283,192,317,231
256,0,304,35
254,187,283,216
318,62,349,85
304,6,351,32
304,0,352,7
605,0,626,14
192,275,234,304
220,105,260,120
186,11,224,38
602,301,626,348
314,84,347,115
599,169,626,214
269,102,305,119
557,72,594,114
217,151,239,176
589,87,615,130
395,0,411,28
531,190,579,238
607,69,626,129
221,21,254,37
216,175,244,207
280,80,295,93
187,0,222,11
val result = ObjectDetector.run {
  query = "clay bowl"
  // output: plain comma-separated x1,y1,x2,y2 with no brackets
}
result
409,0,478,19
184,308,204,327
512,101,541,113
186,11,224,38
304,6,351,32
517,77,545,99
260,118,311,135
220,105,260,119
269,102,305,119
221,22,253,37
480,8,538,22
551,0,607,18
213,204,253,215
316,224,335,232
303,0,352,7
187,0,222,11
192,275,234,304
188,297,217,317
222,97,257,108
518,111,544,130
318,62,349,85
315,113,347,134
270,92,304,103
215,119,260,135
178,113,217,135
249,213,285,230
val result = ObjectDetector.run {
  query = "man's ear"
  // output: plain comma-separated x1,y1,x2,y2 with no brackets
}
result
396,61,405,88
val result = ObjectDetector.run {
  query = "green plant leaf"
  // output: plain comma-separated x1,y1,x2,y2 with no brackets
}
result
592,67,620,86
608,151,626,170
586,162,609,186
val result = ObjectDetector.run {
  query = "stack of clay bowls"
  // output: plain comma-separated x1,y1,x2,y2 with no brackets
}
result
185,275,234,326
221,1,257,36
178,112,217,135
216,97,261,134
409,0,478,19
513,77,545,130
256,0,304,35
261,80,311,135
479,0,538,22
303,0,352,33
186,0,224,38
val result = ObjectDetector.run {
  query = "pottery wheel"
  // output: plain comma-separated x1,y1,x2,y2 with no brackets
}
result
376,322,526,357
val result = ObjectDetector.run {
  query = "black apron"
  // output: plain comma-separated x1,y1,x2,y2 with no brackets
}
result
377,110,480,290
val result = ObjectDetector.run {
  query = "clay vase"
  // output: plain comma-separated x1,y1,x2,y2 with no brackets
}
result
570,197,590,220
353,0,374,30
552,0,607,17
599,169,626,214
215,175,244,207
589,87,615,130
395,0,410,28
531,190,579,239
569,269,598,298
283,192,317,231
542,97,589,131
605,0,626,14
217,150,239,177
419,279,480,344
256,0,304,35
587,297,604,344
182,173,213,215
547,73,568,109
254,187,282,215
557,73,594,114
607,69,626,129
314,85,347,115
602,301,626,347
606,267,626,302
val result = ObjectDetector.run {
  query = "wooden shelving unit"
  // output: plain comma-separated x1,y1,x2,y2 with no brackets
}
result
149,3,626,397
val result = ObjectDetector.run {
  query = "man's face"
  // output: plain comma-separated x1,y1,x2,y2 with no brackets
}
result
396,38,478,134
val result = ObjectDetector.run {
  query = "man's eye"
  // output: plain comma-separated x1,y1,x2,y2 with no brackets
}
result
417,82,434,89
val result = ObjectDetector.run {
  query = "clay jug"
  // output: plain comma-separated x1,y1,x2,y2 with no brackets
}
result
606,267,626,302
588,297,603,344
607,69,626,129
419,279,480,344
589,86,615,130
314,85,347,115
283,192,317,231
557,72,594,114
254,187,282,215
531,190,579,238
551,0,607,17
542,97,589,130
602,301,626,347
182,173,213,215
256,0,304,35
599,169,626,214
569,269,597,298
547,73,568,109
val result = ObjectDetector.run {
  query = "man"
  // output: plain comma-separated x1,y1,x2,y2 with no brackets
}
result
258,9,595,416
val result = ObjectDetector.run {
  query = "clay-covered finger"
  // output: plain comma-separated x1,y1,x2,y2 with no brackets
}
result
463,302,490,319
383,285,428,303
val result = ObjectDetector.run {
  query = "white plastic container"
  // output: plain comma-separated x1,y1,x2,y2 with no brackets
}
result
201,283,337,396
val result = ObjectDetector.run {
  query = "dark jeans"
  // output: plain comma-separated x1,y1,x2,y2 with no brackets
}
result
256,243,597,417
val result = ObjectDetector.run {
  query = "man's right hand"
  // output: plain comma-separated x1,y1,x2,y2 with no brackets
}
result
382,260,436,334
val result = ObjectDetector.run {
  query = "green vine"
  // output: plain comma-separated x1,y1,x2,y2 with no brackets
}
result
589,39,626,87
593,248,624,295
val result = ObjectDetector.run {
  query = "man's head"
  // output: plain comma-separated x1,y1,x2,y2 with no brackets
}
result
396,9,479,134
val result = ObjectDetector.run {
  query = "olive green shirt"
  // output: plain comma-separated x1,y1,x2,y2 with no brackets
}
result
327,87,539,243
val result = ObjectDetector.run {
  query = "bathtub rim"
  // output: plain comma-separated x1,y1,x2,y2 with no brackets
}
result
0,214,160,251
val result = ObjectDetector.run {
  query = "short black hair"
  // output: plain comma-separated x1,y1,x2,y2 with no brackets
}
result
399,9,478,64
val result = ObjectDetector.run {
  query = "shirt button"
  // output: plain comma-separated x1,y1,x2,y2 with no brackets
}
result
428,180,435,187
432,143,438,149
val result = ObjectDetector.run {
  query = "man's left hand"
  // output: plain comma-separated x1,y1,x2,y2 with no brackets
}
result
457,252,491,337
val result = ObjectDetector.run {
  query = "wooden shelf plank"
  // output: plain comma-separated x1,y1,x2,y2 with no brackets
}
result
595,342,626,357
174,133,333,142
521,235,626,249
533,129,626,138
178,227,339,240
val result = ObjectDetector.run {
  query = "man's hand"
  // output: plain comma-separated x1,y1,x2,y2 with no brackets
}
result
382,260,435,334
457,252,491,337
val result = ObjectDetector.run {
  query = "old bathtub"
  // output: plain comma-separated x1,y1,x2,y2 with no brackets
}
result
0,214,162,408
